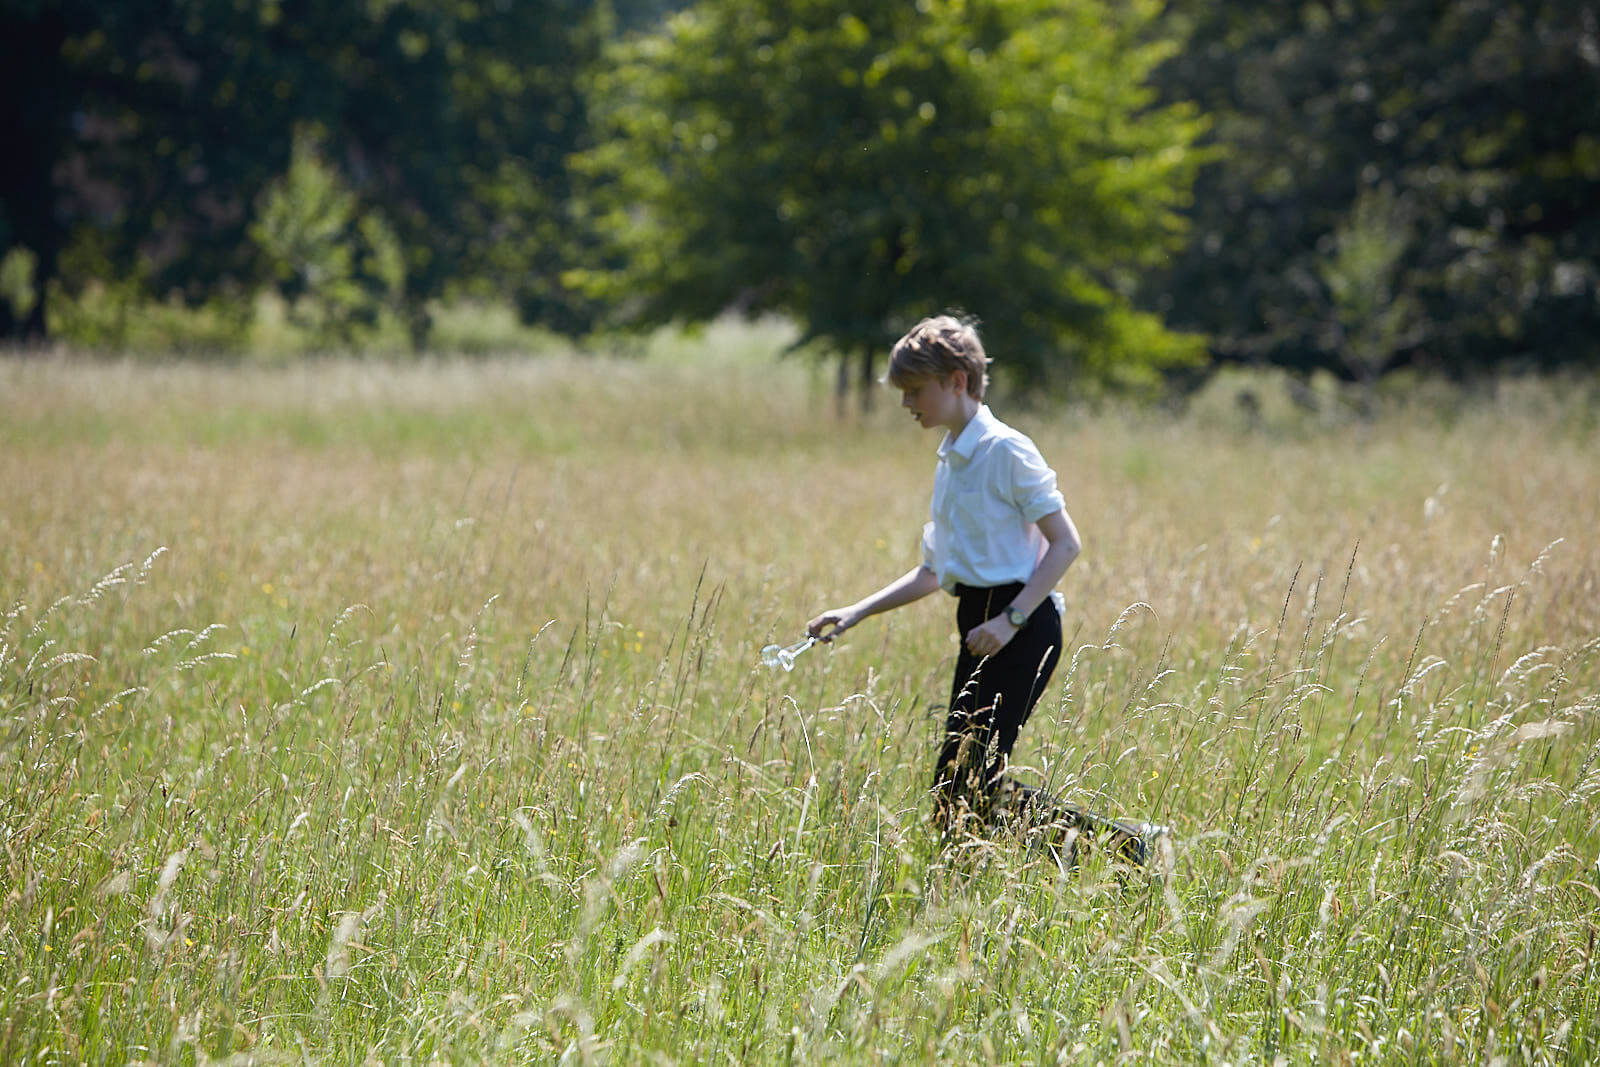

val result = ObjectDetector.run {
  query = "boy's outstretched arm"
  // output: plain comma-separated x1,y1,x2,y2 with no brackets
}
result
808,565,942,643
963,509,1082,657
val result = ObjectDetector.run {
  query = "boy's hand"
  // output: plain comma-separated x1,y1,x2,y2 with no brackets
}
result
965,616,1020,657
807,608,861,643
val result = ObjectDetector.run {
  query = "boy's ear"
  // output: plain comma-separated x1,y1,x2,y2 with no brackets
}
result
948,368,968,394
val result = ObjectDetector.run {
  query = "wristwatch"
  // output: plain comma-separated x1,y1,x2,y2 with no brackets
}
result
1004,604,1028,628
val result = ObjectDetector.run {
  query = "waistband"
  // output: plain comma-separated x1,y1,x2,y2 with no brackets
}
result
952,581,1026,600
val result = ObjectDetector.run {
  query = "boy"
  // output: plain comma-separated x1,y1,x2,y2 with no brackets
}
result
807,315,1081,830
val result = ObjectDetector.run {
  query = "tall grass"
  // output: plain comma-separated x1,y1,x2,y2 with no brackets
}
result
2,341,1597,1062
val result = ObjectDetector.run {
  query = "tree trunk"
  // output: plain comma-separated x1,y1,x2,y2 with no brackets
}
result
835,347,881,416
858,347,876,413
405,298,433,352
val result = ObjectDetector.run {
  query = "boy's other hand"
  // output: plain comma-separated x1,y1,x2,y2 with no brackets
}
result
807,608,860,643
965,616,1019,657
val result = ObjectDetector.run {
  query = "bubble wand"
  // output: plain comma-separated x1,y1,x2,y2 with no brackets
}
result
759,635,817,671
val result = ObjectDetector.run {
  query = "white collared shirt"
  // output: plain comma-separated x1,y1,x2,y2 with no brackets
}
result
920,405,1067,594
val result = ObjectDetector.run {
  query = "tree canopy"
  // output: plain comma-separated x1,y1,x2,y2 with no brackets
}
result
1151,0,1600,379
0,0,603,346
574,0,1210,398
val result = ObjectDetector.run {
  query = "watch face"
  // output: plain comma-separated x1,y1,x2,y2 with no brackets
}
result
1007,607,1027,627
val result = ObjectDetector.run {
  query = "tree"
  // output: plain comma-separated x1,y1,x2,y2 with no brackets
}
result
0,0,605,345
575,0,1209,405
1150,0,1600,379
250,127,404,349
0,0,86,339
1318,184,1424,410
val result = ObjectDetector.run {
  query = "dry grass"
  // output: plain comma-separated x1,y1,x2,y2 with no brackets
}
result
1,338,1597,1062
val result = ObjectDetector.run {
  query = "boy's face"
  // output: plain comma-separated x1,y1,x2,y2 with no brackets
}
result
899,372,967,430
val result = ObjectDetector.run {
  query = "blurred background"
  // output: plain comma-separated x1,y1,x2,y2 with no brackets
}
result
3,0,1596,404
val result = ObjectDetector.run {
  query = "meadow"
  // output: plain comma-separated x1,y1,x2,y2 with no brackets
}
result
2,328,1598,1063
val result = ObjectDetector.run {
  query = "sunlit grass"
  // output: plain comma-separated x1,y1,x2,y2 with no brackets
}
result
2,340,1597,1062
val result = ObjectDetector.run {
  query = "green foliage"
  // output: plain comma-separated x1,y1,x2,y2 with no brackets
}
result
1318,184,1424,392
0,246,36,321
13,0,1599,388
0,0,604,345
250,128,405,350
44,283,255,355
43,224,256,353
576,0,1210,394
1151,0,1600,377
424,300,569,357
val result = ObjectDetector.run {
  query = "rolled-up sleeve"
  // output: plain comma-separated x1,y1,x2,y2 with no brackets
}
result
1007,438,1066,522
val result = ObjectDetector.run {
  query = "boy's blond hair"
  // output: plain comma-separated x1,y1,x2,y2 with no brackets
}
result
886,315,991,399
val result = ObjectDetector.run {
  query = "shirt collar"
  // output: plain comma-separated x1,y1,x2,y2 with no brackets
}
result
938,404,995,461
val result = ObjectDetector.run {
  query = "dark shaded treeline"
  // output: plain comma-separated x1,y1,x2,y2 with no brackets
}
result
1,0,605,344
1153,0,1600,381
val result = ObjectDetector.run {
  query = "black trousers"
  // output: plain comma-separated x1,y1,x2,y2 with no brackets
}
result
932,582,1063,814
